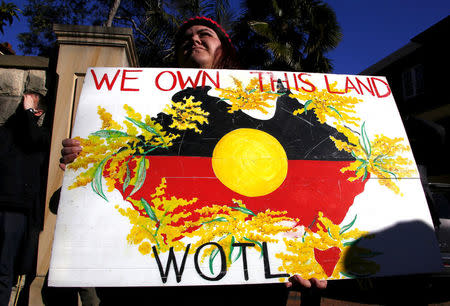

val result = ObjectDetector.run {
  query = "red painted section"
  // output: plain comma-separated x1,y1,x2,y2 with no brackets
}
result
314,247,342,277
115,156,367,227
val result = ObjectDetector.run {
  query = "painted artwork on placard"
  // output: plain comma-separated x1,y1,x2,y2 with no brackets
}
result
49,68,442,287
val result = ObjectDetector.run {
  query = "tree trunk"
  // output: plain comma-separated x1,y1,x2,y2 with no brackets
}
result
105,0,121,27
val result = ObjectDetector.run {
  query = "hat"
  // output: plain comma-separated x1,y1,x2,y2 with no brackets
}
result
175,16,235,51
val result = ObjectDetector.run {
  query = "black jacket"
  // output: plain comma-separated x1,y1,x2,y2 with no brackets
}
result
0,104,50,229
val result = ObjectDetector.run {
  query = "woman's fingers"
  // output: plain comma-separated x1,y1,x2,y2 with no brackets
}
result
62,138,81,147
60,152,79,164
286,275,311,289
286,275,327,290
61,145,82,156
309,277,327,289
59,138,82,170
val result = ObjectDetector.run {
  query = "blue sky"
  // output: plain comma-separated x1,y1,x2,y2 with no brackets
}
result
324,0,449,74
2,0,449,74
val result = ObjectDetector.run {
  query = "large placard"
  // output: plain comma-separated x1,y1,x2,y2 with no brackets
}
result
49,68,442,286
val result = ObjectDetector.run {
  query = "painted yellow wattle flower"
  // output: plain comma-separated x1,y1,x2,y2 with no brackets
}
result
216,77,279,114
163,96,209,134
184,199,296,271
330,123,417,194
290,81,361,126
68,105,178,201
277,212,379,279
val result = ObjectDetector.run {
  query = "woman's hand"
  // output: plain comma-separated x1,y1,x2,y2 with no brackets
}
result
285,275,327,290
59,138,82,170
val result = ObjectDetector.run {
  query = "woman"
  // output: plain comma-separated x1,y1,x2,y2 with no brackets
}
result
175,16,241,69
59,17,239,169
60,17,326,304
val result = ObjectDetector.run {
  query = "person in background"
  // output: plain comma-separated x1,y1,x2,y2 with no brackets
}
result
0,92,50,305
59,16,326,305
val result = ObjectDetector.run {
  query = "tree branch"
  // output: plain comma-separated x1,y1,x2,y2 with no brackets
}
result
105,0,121,27
115,15,156,47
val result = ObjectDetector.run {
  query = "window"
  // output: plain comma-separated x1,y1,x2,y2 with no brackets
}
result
402,64,424,99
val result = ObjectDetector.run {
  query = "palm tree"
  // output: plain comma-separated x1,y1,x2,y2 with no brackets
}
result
0,0,21,34
233,0,342,72
19,0,341,71
17,0,234,66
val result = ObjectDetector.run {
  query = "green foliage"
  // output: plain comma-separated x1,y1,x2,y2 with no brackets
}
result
0,0,20,34
18,0,236,66
233,0,342,72
18,0,342,72
18,0,108,55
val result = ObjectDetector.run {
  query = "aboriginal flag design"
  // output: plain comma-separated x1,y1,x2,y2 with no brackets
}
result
119,86,367,228
65,70,421,281
69,81,384,280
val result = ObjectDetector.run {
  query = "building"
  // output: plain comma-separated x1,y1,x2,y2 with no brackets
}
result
361,16,449,183
360,15,450,302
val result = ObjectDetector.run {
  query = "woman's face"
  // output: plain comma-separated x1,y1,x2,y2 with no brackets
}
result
177,25,223,68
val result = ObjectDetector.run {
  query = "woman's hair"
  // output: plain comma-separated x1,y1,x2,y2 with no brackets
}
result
174,16,241,69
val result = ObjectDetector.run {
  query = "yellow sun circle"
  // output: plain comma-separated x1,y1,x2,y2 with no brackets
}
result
212,128,288,197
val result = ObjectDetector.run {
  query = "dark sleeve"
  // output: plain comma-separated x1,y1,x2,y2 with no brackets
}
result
13,105,51,152
0,126,10,155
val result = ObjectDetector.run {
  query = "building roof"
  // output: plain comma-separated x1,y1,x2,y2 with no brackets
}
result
359,15,449,75
359,42,420,75
0,42,15,55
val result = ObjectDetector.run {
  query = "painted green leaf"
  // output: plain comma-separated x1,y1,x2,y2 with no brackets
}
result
327,227,333,238
231,206,256,216
303,100,313,114
248,89,256,94
374,164,398,180
139,225,160,250
141,198,158,222
340,215,357,235
302,231,308,243
362,167,368,181
123,162,131,193
141,146,159,155
360,122,372,158
91,130,130,138
355,157,368,164
352,151,370,166
126,116,156,134
232,241,242,263
229,236,236,262
343,237,362,247
327,106,343,118
209,248,220,275
243,237,263,257
373,154,387,163
129,157,147,197
126,116,167,147
351,151,358,159
91,156,111,201
202,217,228,225
339,272,356,279
356,161,368,172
